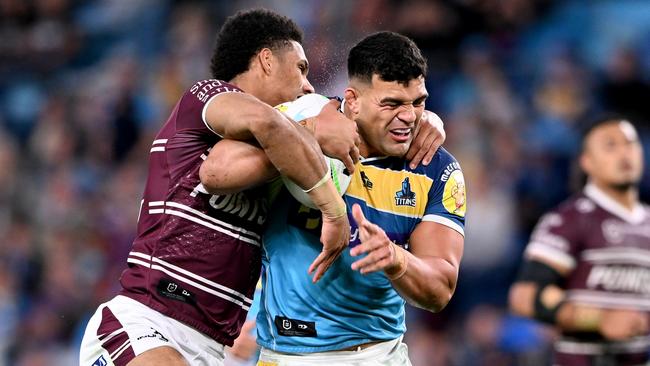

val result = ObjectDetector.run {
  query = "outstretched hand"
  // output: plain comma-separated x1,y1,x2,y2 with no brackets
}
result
349,204,401,274
308,212,350,283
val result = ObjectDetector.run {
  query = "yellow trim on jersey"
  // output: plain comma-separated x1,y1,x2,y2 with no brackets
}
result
346,164,433,218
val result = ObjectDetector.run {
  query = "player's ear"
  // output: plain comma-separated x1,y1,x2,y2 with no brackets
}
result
257,48,273,75
344,88,360,116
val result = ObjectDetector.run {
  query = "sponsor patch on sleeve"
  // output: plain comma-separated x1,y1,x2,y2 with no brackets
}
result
441,168,466,217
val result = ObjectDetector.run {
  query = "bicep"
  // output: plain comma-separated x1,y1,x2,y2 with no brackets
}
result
199,139,278,195
409,221,464,273
204,92,281,140
409,221,465,293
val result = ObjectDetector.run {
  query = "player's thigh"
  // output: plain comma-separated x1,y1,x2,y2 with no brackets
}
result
127,346,189,366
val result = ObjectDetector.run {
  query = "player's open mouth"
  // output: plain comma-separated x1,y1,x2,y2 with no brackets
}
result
389,128,411,142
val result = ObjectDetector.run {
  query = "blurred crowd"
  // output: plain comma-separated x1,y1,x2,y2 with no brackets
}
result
0,0,648,365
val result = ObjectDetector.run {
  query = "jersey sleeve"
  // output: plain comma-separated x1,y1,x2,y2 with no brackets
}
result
177,79,243,136
421,151,466,236
524,207,580,270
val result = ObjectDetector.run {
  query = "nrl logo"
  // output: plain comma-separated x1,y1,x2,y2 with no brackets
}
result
167,282,178,292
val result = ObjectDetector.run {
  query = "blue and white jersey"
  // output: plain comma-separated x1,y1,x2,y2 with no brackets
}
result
256,148,466,353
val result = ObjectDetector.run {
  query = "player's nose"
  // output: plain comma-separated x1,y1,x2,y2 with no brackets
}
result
303,77,315,94
397,105,417,125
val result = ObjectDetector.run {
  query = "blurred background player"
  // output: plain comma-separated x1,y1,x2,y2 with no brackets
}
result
209,31,465,365
509,117,649,366
78,9,356,366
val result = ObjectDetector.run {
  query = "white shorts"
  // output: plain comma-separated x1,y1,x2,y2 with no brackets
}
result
79,295,225,366
257,338,412,366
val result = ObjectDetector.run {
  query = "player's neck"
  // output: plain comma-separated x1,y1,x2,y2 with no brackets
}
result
592,180,639,211
228,74,271,105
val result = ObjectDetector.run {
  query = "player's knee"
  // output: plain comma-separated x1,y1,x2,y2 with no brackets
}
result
127,346,189,366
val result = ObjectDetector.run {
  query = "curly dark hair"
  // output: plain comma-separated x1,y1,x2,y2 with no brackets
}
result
348,31,427,85
210,9,303,81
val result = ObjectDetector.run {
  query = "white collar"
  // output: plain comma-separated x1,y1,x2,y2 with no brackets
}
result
583,182,646,224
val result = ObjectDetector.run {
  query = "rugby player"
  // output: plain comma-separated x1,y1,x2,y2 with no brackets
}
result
209,31,466,365
509,117,650,365
79,9,356,366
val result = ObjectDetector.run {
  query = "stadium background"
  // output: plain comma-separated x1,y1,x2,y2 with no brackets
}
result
0,0,648,365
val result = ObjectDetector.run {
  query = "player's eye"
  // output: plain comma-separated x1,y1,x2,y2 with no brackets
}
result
413,97,427,107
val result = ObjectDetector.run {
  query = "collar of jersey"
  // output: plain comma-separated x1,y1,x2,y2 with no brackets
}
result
584,182,646,224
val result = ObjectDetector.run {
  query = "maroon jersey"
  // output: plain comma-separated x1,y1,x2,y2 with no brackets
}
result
119,79,267,346
525,183,650,364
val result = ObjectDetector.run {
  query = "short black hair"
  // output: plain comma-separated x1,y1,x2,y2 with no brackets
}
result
348,31,427,85
210,8,303,81
579,113,632,149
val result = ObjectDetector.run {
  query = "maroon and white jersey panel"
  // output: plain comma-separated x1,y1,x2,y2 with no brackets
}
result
119,79,267,347
524,183,650,362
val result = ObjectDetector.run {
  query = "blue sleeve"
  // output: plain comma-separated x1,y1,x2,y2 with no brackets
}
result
422,150,466,236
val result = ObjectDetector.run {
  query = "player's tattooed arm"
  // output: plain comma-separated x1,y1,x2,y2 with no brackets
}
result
349,204,463,312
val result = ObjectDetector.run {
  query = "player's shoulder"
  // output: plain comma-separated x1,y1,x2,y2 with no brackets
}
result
182,79,243,101
418,147,462,181
544,193,596,222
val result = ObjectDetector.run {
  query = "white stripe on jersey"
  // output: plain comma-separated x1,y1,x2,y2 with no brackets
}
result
566,289,650,310
150,146,165,152
422,214,465,236
142,200,261,246
524,242,576,269
165,201,261,239
110,339,131,360
164,208,260,246
126,257,251,311
152,139,168,145
556,336,650,355
582,247,650,266
129,251,253,305
99,328,125,343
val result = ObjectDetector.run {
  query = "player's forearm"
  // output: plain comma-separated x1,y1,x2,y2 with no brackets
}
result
388,251,458,312
205,93,328,189
556,302,603,333
249,109,328,191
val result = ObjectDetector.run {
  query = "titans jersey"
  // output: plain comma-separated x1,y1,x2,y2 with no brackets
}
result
256,148,466,352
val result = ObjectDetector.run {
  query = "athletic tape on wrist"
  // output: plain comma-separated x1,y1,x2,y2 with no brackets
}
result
387,245,409,281
303,162,331,193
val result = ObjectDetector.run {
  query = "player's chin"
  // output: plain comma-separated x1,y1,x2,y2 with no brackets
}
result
384,141,411,158
609,179,638,192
